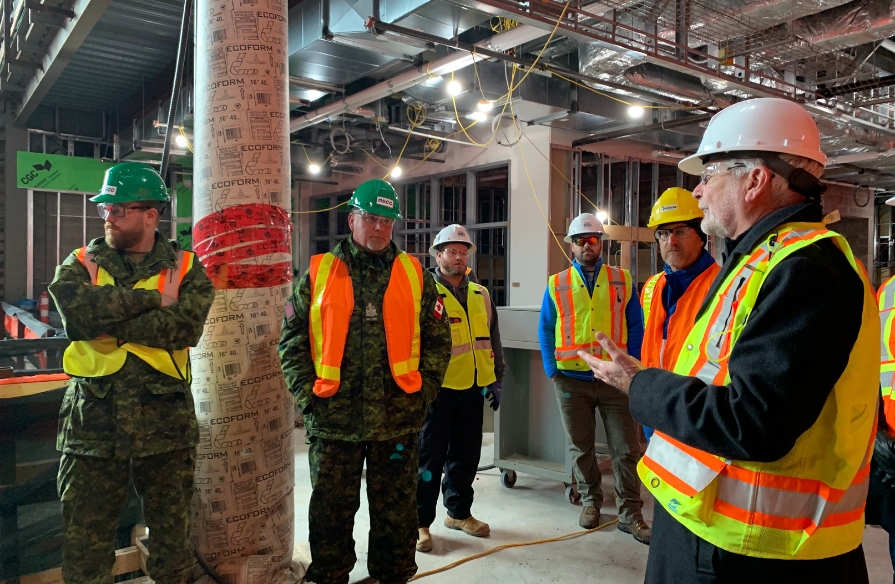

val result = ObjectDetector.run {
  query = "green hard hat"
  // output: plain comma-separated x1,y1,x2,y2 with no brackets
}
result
348,179,402,220
90,162,170,203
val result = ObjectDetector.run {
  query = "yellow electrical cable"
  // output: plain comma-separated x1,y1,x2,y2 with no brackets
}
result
509,97,571,264
521,133,610,223
177,126,193,153
410,517,619,581
507,1,571,93
291,199,350,215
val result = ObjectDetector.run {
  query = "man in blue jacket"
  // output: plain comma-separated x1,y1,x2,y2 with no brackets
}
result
538,212,648,544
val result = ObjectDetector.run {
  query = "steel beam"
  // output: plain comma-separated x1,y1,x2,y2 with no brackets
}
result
15,0,113,125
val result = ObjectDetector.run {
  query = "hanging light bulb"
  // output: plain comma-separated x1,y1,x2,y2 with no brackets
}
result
627,105,644,118
308,164,321,175
596,210,608,223
468,111,486,122
390,166,403,178
477,100,493,112
446,79,462,96
175,133,188,148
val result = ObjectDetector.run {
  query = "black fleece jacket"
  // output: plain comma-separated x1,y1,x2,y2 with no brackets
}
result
629,200,864,462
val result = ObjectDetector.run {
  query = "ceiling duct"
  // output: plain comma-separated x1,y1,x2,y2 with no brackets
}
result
288,0,491,87
623,64,712,102
762,0,895,65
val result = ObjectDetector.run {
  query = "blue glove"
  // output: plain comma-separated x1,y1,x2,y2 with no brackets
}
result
485,382,501,411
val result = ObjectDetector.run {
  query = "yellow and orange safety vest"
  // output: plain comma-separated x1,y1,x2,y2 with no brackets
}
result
548,264,632,370
62,247,195,380
308,251,424,397
639,223,878,560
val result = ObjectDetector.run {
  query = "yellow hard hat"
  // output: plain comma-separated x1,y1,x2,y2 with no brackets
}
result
647,187,703,229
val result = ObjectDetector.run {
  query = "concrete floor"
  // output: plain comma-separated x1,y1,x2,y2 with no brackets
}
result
292,432,894,584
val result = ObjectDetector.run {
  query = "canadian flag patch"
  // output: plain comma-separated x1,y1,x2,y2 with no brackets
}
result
434,297,444,319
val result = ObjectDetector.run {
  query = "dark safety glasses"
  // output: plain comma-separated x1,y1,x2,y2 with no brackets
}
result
573,236,601,247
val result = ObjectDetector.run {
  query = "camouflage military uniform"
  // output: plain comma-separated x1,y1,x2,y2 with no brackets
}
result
48,233,215,584
279,237,451,584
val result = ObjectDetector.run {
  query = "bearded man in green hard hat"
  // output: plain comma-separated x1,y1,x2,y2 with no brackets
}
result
48,162,215,584
279,179,452,584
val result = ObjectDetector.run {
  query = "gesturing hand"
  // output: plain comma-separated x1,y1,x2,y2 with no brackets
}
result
578,332,644,393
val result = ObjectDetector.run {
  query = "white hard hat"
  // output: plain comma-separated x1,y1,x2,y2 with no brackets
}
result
430,224,477,257
679,98,826,175
564,213,605,243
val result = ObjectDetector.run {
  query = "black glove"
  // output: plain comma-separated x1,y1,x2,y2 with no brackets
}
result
485,382,501,411
874,426,895,489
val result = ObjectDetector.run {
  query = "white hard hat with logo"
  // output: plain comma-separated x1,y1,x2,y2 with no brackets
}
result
679,98,826,175
564,213,606,243
430,224,477,257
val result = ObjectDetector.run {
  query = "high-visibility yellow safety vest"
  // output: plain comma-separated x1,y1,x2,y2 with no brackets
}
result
638,222,879,560
436,281,496,390
548,264,632,370
308,251,424,397
63,247,196,380
878,275,895,430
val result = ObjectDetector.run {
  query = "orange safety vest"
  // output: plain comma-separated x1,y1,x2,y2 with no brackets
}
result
640,263,720,370
308,251,424,397
548,264,632,370
62,246,195,380
878,274,895,430
639,223,878,560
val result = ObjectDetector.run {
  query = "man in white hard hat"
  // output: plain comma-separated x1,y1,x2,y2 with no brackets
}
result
640,188,720,441
416,224,505,553
580,98,877,583
538,213,649,543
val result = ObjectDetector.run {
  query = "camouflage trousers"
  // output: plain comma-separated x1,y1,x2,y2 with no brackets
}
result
307,434,419,584
57,448,197,584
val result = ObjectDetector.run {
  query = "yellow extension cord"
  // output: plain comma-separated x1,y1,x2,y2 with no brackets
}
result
410,517,620,581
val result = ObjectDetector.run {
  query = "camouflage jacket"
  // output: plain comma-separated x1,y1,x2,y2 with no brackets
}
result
48,233,215,459
279,237,452,441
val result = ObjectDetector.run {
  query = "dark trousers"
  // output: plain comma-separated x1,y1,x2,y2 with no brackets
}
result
416,387,485,528
552,374,643,522
306,434,419,584
57,448,197,584
645,503,869,584
865,459,895,584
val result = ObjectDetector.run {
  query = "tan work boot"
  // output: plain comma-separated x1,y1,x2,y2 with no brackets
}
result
416,527,433,552
578,505,604,529
618,517,651,545
444,515,490,537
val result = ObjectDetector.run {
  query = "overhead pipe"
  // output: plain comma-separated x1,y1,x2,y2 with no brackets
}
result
290,23,550,132
160,0,192,178
572,113,713,147
368,18,694,107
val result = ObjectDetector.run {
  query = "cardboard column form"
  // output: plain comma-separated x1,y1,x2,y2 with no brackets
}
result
192,0,295,581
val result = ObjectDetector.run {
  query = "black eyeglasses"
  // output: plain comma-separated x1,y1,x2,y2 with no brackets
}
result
655,226,694,242
97,203,153,220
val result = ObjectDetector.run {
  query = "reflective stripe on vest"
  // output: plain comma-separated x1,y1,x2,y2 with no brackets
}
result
549,264,632,370
308,251,424,397
436,281,497,390
640,263,720,370
62,247,195,380
638,223,879,560
879,275,895,430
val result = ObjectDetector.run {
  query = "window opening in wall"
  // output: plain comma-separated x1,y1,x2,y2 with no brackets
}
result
306,165,510,305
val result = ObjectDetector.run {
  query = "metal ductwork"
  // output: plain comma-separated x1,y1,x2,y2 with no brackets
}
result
288,0,492,88
765,0,895,65
623,64,711,102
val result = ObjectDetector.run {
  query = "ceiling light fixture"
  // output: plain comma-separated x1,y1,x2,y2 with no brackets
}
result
477,100,493,112
390,166,403,178
468,111,486,122
175,134,188,148
446,80,462,96
627,105,644,118
596,210,608,223
308,164,321,175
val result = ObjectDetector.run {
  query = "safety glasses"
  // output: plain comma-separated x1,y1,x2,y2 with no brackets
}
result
700,161,747,186
97,203,152,220
573,236,601,247
655,226,694,242
354,209,395,227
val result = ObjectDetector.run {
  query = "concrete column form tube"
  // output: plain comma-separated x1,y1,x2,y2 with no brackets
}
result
192,1,297,581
